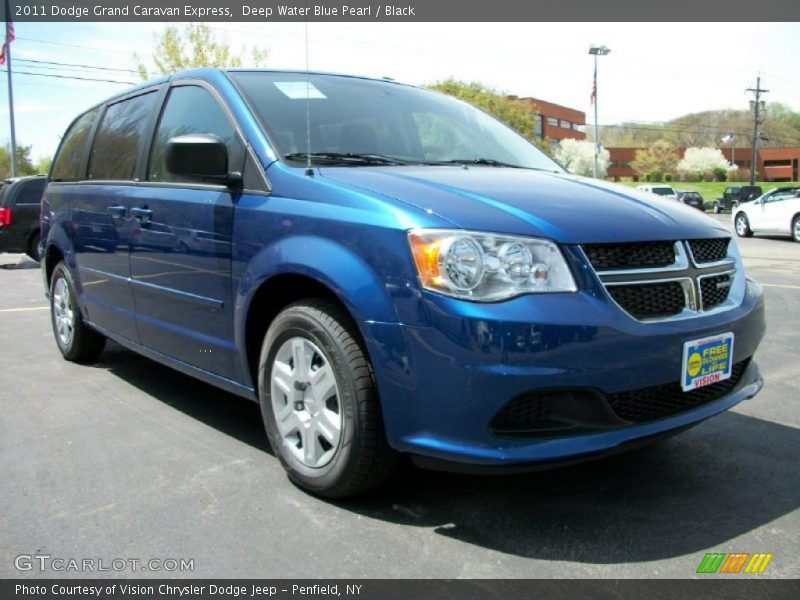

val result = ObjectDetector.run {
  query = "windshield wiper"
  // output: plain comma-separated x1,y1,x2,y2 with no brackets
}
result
434,158,526,168
284,152,410,166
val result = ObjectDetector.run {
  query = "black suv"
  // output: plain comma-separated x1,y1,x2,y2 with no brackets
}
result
712,185,763,214
675,190,705,211
0,176,46,261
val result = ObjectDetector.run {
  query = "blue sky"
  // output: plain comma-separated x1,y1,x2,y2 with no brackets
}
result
2,21,799,162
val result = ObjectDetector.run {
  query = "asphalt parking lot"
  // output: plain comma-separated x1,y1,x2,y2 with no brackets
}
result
1,214,798,579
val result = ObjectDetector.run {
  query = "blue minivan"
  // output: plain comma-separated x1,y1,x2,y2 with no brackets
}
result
41,69,765,497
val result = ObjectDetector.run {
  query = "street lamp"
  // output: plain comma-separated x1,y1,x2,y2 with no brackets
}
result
589,44,611,179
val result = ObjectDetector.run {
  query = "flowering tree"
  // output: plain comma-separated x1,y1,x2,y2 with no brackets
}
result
554,139,609,178
677,147,731,173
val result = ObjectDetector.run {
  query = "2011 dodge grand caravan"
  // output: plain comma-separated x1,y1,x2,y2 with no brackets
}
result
41,69,766,497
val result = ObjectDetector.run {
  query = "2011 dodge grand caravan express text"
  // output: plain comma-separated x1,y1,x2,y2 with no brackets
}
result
41,70,765,497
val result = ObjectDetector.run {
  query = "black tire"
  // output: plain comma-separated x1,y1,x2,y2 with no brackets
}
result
734,213,753,238
258,299,397,498
792,215,800,243
713,202,721,214
50,262,106,363
731,201,739,211
26,231,41,262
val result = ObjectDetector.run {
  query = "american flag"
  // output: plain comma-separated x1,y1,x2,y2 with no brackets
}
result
590,80,596,105
0,1,15,67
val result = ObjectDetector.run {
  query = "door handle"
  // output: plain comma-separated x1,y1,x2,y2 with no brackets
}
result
131,207,153,223
107,205,126,219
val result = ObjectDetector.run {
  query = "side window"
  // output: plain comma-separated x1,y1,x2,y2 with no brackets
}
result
50,108,99,182
149,86,236,183
88,92,158,181
15,179,47,205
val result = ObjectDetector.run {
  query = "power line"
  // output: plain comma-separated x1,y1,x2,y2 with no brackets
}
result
6,69,136,85
15,36,146,56
15,57,140,74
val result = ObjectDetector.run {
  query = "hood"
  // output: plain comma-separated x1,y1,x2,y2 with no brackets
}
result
320,166,729,244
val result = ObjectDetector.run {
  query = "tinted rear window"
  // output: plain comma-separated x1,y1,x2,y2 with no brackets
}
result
51,108,99,182
89,92,158,181
15,179,47,205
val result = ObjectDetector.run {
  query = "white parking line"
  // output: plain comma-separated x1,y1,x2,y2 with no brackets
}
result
761,283,800,291
0,305,49,313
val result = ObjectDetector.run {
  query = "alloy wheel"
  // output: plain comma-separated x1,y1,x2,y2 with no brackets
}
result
52,277,75,347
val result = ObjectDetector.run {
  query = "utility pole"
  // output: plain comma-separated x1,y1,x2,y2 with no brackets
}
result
746,76,768,186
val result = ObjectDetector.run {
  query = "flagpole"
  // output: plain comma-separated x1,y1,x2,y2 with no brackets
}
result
4,0,17,177
592,53,598,179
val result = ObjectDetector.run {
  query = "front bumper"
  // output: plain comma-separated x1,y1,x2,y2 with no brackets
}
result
364,277,766,468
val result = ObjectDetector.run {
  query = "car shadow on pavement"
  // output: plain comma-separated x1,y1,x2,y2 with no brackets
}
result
95,342,272,455
91,344,797,563
0,259,40,270
342,412,799,563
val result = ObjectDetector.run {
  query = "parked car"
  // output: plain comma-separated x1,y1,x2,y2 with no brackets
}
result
713,185,763,213
0,175,46,261
675,190,705,211
635,184,677,199
41,69,766,498
733,186,800,242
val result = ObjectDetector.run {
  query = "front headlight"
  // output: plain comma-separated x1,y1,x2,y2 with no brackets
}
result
408,229,577,301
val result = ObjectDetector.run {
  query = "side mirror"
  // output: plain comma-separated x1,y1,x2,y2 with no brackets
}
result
165,134,241,187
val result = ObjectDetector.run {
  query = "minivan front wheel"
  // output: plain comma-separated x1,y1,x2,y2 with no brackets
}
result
258,299,396,498
50,262,106,362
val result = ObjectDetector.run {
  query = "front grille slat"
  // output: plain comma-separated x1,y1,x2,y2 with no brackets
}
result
688,238,730,263
607,281,686,320
700,274,732,309
607,360,748,422
583,241,676,271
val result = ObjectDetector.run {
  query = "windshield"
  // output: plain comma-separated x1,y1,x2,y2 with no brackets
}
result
229,72,563,171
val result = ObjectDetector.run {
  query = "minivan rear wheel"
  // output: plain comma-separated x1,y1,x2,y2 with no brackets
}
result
258,299,397,498
50,262,106,362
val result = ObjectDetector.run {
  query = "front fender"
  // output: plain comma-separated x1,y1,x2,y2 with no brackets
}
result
233,234,407,385
237,234,399,323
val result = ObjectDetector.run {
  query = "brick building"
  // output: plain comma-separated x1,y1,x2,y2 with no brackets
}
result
511,96,586,145
607,146,800,182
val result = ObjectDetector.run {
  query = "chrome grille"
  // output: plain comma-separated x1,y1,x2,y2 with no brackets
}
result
582,239,737,321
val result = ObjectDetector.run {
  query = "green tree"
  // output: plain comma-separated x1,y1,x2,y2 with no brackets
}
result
0,144,38,179
631,139,680,177
426,78,553,155
35,156,52,175
135,24,268,80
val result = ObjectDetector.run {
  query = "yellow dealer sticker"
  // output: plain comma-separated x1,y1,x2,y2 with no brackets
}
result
682,332,734,392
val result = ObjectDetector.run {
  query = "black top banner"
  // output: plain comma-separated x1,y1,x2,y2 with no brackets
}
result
4,0,800,22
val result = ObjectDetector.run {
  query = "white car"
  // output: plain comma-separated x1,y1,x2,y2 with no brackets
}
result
636,184,678,200
733,186,800,243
